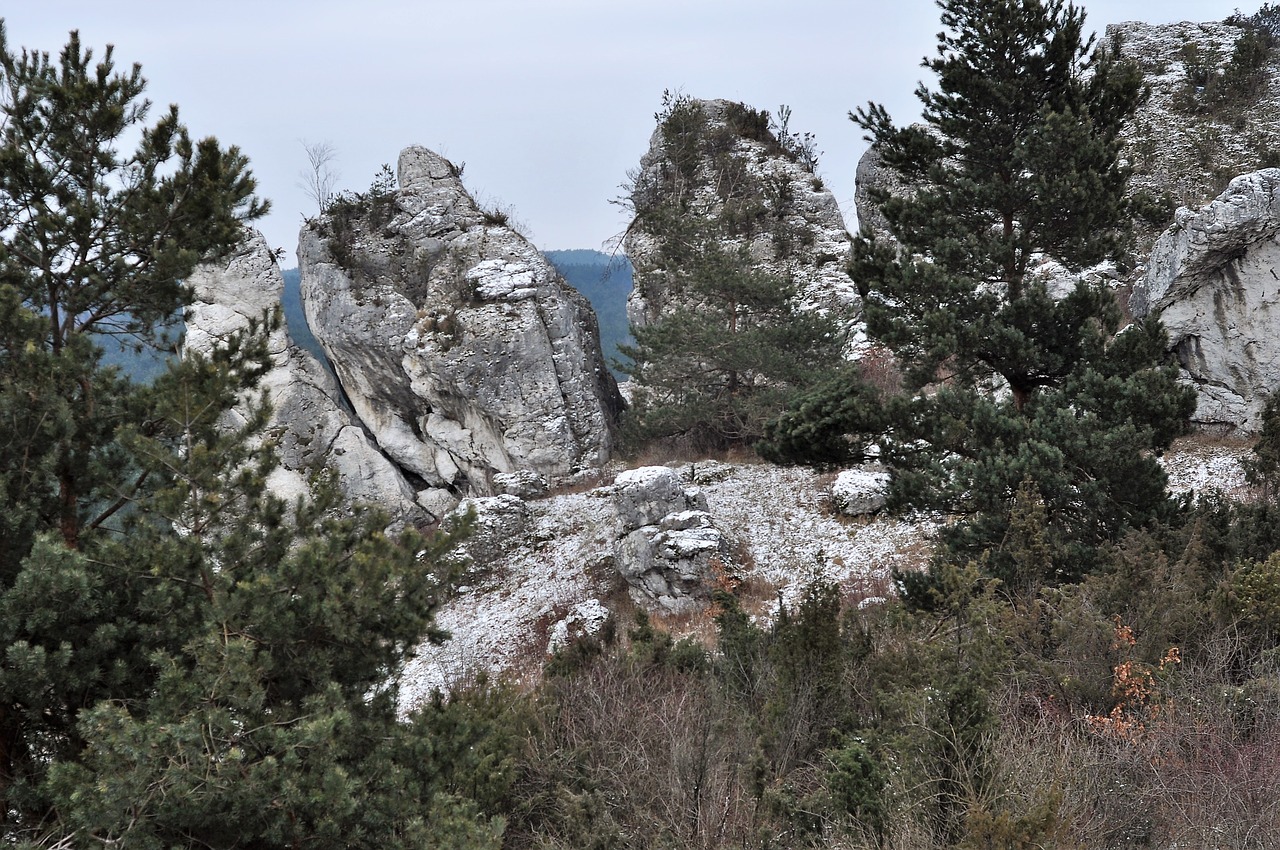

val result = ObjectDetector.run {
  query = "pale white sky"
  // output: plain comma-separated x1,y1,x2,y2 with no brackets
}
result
3,1,1251,265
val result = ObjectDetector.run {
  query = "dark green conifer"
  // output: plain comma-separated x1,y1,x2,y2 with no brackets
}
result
773,0,1195,579
0,24,511,847
622,95,847,452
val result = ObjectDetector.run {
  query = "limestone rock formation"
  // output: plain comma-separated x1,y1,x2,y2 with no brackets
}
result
611,466,731,611
830,468,890,516
1112,20,1280,243
298,146,624,504
1133,169,1280,432
623,97,858,333
853,143,909,237
185,232,423,520
857,20,1280,270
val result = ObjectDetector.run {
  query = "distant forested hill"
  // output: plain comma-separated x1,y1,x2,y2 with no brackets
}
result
281,268,328,365
545,249,633,380
96,318,179,383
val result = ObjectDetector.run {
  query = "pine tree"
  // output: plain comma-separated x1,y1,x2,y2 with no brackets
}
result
0,25,513,847
621,240,845,450
622,95,847,452
772,0,1195,581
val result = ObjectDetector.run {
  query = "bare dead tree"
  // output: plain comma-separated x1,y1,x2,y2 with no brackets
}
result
298,139,339,214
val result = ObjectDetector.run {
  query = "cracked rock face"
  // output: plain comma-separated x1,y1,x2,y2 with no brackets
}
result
1134,169,1280,433
185,231,424,520
298,146,624,499
611,466,731,612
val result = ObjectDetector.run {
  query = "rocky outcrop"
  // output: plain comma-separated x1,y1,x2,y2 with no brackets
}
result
856,20,1280,271
1114,23,1280,204
853,144,909,237
611,466,732,612
623,98,858,333
298,146,624,505
185,232,423,520
1132,169,1280,433
830,468,890,516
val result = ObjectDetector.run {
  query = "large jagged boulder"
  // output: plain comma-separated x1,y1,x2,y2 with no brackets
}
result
184,232,423,520
1132,169,1280,433
297,146,624,503
611,466,732,612
623,98,858,333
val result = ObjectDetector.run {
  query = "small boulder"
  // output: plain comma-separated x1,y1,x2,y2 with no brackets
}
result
447,494,530,566
611,466,729,611
547,599,612,652
493,470,549,499
830,469,891,516
613,466,708,531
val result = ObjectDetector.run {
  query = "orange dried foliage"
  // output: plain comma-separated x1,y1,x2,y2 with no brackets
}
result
1085,617,1181,740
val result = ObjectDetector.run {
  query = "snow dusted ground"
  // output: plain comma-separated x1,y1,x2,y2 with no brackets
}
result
399,460,938,710
398,436,1255,712
1159,435,1251,499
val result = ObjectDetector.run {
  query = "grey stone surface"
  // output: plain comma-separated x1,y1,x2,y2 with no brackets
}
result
447,494,531,566
611,466,727,612
1134,169,1280,433
612,466,707,530
830,468,891,516
185,231,423,521
298,145,624,500
493,470,549,500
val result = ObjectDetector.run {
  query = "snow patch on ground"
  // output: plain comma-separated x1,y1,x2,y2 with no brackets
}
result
1159,436,1251,499
398,461,935,711
398,438,1256,713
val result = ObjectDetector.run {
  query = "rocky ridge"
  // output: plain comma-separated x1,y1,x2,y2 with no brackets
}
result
396,439,1246,708
298,146,623,515
184,232,423,520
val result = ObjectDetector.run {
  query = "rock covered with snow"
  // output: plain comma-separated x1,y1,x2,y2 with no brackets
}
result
1111,20,1280,241
548,599,612,652
612,466,708,529
830,468,891,516
184,231,423,521
1133,169,1280,432
623,97,858,333
611,466,728,611
398,459,942,706
297,146,624,505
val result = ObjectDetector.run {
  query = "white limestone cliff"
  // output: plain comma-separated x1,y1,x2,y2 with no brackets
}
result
184,232,423,520
1134,169,1280,433
298,146,623,503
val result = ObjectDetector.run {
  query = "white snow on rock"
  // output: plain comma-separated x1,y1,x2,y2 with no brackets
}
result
1159,437,1250,499
830,468,891,516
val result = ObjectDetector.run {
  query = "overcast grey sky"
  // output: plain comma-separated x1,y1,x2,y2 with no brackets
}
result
3,1,1250,265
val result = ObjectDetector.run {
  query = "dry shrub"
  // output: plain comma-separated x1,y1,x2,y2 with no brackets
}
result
513,656,762,849
857,345,903,396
